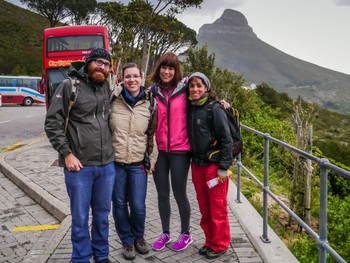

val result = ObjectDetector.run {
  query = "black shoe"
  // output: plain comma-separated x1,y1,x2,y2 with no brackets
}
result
199,245,210,255
205,248,227,259
95,258,111,263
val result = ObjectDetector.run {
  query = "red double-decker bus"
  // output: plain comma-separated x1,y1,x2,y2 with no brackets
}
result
41,25,110,107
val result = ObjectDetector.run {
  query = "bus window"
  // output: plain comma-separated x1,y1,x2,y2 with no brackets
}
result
32,79,39,91
47,35,104,52
0,78,5,87
46,68,69,104
8,78,20,87
23,78,39,91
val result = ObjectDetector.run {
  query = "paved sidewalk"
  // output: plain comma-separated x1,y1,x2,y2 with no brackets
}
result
0,137,298,263
0,171,59,263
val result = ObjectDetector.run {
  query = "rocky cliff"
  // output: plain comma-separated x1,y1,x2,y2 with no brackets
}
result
196,9,350,115
199,9,256,38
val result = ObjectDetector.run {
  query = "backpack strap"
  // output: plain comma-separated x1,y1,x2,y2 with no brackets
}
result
150,85,157,97
227,107,241,141
208,101,240,135
206,101,225,161
143,89,158,171
206,100,217,133
206,101,221,152
64,77,79,134
207,100,243,159
145,89,157,153
148,88,157,116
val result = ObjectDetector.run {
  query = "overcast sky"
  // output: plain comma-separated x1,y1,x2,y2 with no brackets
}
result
177,0,350,75
5,0,350,74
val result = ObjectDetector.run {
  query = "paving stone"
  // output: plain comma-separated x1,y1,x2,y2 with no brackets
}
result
1,139,264,263
0,172,59,263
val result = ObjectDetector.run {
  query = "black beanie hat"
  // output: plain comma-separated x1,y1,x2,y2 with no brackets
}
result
85,47,111,71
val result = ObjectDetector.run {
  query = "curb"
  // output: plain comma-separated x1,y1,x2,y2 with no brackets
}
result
22,215,71,263
228,180,299,263
0,155,70,222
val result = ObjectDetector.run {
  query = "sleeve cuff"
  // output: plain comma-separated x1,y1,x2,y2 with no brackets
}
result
218,169,228,177
59,147,72,157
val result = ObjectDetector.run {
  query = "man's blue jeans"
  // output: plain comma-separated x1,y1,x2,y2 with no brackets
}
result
64,162,116,263
112,162,147,246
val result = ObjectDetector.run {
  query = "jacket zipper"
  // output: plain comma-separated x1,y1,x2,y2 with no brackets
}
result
167,101,171,152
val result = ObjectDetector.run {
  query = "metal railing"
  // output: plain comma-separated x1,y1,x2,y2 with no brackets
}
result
235,123,350,263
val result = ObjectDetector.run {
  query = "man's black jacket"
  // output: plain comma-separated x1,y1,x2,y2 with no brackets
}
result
44,62,114,167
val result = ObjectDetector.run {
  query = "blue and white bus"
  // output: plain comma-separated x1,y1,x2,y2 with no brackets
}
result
0,76,45,106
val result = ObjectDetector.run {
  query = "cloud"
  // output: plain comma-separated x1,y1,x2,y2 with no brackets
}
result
334,0,350,5
189,0,244,15
175,0,244,32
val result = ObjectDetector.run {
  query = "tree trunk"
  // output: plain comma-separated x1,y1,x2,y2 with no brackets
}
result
141,27,149,86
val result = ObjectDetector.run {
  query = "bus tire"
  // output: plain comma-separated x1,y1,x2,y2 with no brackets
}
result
23,97,33,106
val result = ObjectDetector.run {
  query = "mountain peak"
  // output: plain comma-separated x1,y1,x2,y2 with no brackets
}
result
198,9,256,38
216,9,249,27
196,9,350,114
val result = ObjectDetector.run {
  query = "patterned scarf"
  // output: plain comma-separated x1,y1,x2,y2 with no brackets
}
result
189,93,209,106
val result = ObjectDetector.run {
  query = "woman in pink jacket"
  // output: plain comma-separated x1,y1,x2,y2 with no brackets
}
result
147,52,192,252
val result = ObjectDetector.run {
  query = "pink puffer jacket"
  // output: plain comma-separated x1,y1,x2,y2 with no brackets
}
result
152,79,190,152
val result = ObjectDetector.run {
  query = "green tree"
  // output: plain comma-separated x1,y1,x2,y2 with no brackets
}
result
152,0,203,14
255,82,293,118
11,65,28,76
65,0,97,25
121,0,202,74
97,0,198,75
20,0,96,27
97,1,152,68
20,0,69,27
149,16,197,60
182,44,250,115
183,44,215,78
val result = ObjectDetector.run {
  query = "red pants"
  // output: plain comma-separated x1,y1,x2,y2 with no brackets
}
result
191,163,230,252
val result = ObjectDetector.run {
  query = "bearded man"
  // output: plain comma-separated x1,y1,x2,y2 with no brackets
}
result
45,48,115,263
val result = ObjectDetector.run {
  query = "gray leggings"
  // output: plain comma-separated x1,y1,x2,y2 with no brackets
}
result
153,151,191,234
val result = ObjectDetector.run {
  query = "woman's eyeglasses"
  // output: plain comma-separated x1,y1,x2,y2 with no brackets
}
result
124,74,141,80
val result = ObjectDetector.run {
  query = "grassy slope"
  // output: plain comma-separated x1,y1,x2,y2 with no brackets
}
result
0,0,49,75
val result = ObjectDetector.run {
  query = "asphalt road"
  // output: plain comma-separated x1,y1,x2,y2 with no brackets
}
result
0,105,46,153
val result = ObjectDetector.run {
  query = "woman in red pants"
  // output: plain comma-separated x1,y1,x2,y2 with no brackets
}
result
186,72,233,260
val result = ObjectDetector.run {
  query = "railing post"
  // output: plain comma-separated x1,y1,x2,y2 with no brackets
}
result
236,153,242,203
261,134,271,243
239,123,349,262
319,158,329,263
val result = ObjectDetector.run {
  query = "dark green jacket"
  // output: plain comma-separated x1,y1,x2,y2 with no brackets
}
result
44,62,114,167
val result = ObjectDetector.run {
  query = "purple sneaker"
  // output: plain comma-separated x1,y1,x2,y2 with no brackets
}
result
172,233,193,251
152,233,171,251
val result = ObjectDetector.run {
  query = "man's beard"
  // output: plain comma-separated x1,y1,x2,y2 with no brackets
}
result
89,69,108,83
